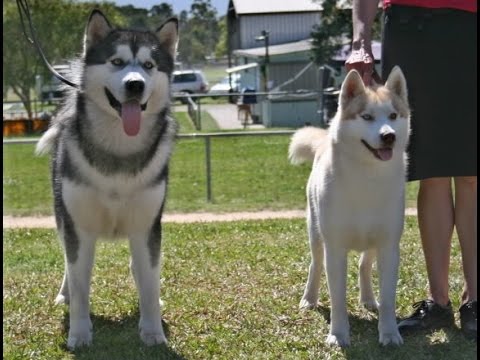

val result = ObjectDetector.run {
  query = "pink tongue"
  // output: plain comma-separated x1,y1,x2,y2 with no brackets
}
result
377,148,393,161
121,102,141,136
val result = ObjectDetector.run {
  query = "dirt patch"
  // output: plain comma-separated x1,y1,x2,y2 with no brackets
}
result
3,210,305,228
3,208,417,229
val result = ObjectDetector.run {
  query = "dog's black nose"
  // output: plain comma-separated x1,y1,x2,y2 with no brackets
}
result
381,132,396,146
125,80,145,95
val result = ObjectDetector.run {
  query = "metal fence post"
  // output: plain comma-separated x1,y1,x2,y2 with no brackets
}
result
317,66,331,128
197,99,202,131
205,136,212,202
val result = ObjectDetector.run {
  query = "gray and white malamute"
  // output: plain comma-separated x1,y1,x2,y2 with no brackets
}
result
36,10,178,349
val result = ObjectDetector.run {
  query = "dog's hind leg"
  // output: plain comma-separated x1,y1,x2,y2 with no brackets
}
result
299,208,324,310
55,267,70,305
63,226,96,350
130,258,164,309
129,222,167,346
358,249,378,311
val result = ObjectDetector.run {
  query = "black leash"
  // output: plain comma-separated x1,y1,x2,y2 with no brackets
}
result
16,0,79,89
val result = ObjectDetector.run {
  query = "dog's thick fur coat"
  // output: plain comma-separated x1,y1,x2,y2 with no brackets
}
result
289,67,410,347
36,10,179,349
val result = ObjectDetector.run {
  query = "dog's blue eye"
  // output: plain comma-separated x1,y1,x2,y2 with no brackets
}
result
143,61,154,70
389,113,397,120
361,114,374,121
111,58,124,66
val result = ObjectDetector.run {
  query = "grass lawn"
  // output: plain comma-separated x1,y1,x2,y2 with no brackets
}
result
3,127,419,216
175,109,220,132
197,111,220,131
3,217,475,359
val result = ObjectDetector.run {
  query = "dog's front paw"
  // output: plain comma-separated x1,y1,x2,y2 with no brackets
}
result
140,329,167,346
67,320,93,350
139,319,167,346
326,333,350,347
299,298,317,310
379,330,403,346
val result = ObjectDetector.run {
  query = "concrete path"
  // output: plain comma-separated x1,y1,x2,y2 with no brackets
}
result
173,103,264,130
202,104,243,130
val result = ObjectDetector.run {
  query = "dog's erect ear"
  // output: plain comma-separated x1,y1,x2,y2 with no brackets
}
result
385,66,408,104
156,18,179,59
340,69,366,108
85,9,112,51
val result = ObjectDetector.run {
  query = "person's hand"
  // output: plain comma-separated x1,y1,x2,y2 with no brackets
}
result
345,47,382,86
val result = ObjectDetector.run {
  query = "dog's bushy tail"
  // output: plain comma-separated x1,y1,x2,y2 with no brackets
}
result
35,125,59,156
288,126,329,165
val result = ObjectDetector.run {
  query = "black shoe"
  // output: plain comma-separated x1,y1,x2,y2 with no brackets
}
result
459,300,477,340
398,299,455,334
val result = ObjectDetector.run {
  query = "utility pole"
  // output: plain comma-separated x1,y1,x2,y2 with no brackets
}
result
255,30,270,92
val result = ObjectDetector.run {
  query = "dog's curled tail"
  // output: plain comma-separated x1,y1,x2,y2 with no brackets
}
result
288,126,328,165
35,125,60,156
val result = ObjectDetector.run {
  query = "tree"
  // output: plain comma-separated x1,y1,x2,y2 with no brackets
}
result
147,3,174,30
310,0,382,65
214,16,228,59
176,0,220,65
116,5,148,29
3,1,125,120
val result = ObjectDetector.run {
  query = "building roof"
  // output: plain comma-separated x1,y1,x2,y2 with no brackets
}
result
233,38,382,60
233,39,314,57
228,0,380,15
226,63,259,73
229,0,323,15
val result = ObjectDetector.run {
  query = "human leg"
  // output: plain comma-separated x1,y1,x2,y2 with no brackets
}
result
454,175,477,339
454,176,477,304
417,177,455,306
398,177,455,333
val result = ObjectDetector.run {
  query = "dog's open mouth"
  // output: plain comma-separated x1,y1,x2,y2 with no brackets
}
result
361,140,393,161
105,88,147,136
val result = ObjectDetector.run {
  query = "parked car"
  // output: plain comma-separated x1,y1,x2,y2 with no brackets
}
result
172,70,208,102
208,74,241,96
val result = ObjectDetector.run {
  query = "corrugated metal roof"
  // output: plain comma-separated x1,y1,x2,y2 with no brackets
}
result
231,0,323,14
233,38,382,60
233,39,313,57
226,63,259,73
228,0,379,15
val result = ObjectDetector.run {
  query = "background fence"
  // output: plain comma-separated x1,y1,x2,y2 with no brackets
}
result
3,130,296,204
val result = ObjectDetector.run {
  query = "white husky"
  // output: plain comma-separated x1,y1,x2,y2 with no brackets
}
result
289,66,410,347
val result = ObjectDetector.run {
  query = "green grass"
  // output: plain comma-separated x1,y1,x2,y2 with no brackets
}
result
3,217,475,359
3,143,52,215
197,111,220,131
174,112,197,133
2,133,419,216
167,135,312,213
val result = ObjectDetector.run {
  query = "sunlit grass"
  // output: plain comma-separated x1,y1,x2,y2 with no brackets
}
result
3,217,475,359
2,131,419,216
